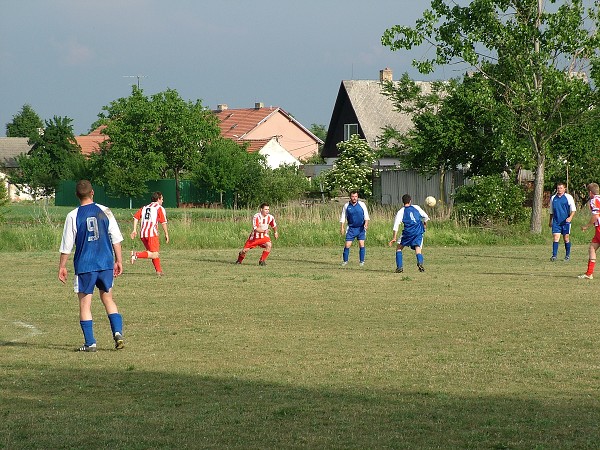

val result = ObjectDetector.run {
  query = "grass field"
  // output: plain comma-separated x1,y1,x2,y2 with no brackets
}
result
1,245,599,449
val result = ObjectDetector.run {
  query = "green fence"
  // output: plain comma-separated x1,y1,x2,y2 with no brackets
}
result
56,180,234,209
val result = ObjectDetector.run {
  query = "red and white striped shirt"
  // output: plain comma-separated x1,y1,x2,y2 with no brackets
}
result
589,195,600,227
133,202,167,238
248,212,276,241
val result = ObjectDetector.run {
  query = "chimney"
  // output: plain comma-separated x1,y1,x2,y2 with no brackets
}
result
217,104,228,111
379,67,393,82
254,102,264,109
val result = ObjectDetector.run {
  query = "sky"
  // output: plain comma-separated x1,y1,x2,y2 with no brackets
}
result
0,0,448,137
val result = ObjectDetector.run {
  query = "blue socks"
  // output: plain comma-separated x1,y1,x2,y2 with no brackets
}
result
343,247,350,262
396,251,403,269
359,247,365,263
108,313,123,336
552,242,559,258
565,242,571,258
80,320,95,346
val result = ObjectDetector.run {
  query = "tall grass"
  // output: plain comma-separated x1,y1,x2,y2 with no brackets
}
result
0,201,592,251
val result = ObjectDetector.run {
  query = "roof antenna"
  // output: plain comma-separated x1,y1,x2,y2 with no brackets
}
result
123,75,147,89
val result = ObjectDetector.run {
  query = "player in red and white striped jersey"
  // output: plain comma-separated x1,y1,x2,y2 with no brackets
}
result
130,192,169,276
236,203,279,266
579,183,600,279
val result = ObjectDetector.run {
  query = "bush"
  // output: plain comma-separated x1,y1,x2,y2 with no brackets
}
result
453,175,527,226
261,164,310,204
0,177,9,222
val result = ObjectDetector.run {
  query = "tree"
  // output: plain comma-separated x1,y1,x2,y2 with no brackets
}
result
6,104,43,138
324,135,375,196
192,137,268,207
89,87,165,198
382,0,600,232
151,89,221,206
93,87,220,204
9,116,85,197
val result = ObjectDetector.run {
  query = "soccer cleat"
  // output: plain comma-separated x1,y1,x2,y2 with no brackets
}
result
341,261,348,266
114,332,125,350
76,343,97,352
564,256,570,262
130,251,137,264
359,261,365,267
258,260,266,266
395,267,403,273
235,260,242,265
417,263,425,272
578,273,593,279
156,272,164,277
550,256,557,262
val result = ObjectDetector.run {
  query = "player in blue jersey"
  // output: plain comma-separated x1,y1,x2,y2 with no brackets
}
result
58,180,125,352
549,182,576,261
339,191,370,266
389,194,430,273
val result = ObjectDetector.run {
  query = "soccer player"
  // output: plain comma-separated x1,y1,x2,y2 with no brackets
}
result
549,182,576,261
578,182,600,279
130,191,169,276
236,203,279,266
389,194,430,273
339,191,370,266
58,180,125,352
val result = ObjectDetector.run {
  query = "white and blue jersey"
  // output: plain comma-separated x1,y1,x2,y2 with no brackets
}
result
550,193,576,234
340,200,370,241
393,204,429,249
59,203,124,274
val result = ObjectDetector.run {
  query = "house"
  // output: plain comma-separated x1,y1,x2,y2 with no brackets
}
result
75,125,108,156
0,137,34,201
214,103,323,168
321,68,431,164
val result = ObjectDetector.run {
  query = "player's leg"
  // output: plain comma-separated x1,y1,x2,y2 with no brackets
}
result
358,228,367,265
97,269,124,349
237,238,256,264
75,273,97,351
342,228,356,265
579,235,599,279
259,239,272,266
395,244,404,273
563,223,572,261
415,246,425,272
551,232,560,261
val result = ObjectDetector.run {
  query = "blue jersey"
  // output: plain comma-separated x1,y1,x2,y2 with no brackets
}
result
59,203,124,274
550,193,576,225
340,200,370,228
393,204,429,247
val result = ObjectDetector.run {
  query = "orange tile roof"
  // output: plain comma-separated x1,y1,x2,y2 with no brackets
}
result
75,125,108,156
214,107,280,140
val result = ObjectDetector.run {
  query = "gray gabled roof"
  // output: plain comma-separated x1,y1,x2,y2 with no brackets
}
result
342,79,432,147
0,137,32,169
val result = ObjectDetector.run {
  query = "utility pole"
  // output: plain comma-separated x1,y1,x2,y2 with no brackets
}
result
123,75,147,89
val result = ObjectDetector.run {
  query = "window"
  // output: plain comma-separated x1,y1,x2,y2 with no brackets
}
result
343,123,359,141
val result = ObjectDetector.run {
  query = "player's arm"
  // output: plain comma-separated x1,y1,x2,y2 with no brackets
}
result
361,202,370,229
272,225,279,239
548,213,553,227
161,222,170,243
566,196,576,222
582,212,600,231
131,217,139,239
112,242,123,277
339,205,347,235
58,253,69,284
389,210,402,246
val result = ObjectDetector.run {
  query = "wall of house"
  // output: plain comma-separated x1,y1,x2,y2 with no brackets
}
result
245,111,319,161
258,139,301,168
321,93,361,158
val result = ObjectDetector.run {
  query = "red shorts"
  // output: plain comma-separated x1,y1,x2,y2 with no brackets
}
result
592,226,600,244
243,236,271,250
141,236,160,252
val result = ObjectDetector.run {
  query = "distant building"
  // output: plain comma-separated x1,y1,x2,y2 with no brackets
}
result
214,103,323,168
0,137,34,201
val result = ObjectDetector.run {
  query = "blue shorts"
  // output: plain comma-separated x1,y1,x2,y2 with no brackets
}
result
400,233,424,250
75,269,114,294
346,226,366,241
552,222,571,235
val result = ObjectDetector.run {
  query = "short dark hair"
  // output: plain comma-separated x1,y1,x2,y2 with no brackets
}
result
76,180,93,200
151,191,163,202
556,182,566,188
260,202,270,209
402,194,411,205
349,190,359,196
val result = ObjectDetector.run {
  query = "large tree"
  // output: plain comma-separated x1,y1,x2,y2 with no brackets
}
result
382,0,600,232
6,104,43,138
10,116,85,197
324,134,376,196
92,87,220,204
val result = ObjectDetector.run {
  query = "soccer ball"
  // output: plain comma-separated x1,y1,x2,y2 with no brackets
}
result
425,196,437,207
